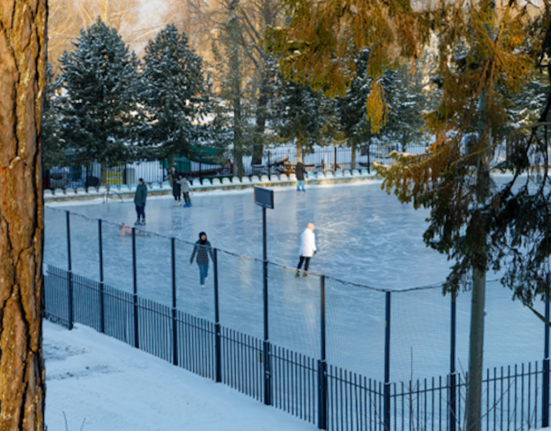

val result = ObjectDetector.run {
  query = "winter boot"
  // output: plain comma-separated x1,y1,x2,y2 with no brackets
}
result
141,219,146,225
295,271,300,278
134,219,140,226
303,272,308,277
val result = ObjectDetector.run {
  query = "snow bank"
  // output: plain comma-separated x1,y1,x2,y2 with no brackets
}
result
45,321,316,431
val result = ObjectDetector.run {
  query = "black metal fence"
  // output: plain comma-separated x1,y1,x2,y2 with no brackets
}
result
43,144,430,190
42,209,551,431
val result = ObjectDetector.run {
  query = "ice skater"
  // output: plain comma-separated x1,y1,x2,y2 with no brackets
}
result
171,166,182,206
178,174,192,207
118,222,132,236
190,232,214,287
296,223,316,277
134,178,147,225
296,158,307,192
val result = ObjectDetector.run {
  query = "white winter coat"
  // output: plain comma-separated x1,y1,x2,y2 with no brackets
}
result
299,228,317,257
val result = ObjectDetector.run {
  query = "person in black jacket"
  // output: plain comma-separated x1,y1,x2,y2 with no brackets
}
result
171,166,182,206
190,232,214,287
296,158,307,192
134,178,147,225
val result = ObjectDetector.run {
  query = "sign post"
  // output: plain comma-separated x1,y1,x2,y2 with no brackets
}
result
254,186,274,405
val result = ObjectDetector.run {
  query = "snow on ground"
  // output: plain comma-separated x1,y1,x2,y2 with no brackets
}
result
45,320,317,431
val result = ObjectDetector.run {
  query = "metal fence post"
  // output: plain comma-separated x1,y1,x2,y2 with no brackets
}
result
263,206,272,405
199,155,203,184
172,238,178,366
318,275,328,429
66,211,74,330
543,273,550,427
214,248,221,383
98,219,105,334
132,228,139,349
450,293,457,431
384,291,391,431
268,152,271,181
333,146,337,174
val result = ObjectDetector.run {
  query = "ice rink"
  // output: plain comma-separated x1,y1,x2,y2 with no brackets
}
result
44,177,547,383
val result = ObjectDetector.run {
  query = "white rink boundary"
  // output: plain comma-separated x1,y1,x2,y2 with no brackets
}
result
43,171,380,204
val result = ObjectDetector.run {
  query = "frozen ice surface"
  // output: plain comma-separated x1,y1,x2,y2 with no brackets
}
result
44,177,547,383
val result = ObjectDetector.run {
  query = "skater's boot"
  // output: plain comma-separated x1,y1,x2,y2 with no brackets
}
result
188,202,192,207
141,219,146,225
295,270,300,278
303,272,308,277
296,187,300,192
172,201,178,206
134,219,140,226
301,188,306,192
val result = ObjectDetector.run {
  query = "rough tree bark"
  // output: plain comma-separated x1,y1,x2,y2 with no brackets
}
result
0,0,48,430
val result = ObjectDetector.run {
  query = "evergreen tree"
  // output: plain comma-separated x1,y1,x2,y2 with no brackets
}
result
58,18,139,185
273,76,333,159
139,24,211,172
379,47,439,151
42,63,66,170
336,50,373,169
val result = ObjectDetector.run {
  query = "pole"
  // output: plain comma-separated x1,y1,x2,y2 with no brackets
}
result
543,273,550,427
262,206,271,405
384,291,391,431
98,219,105,334
268,152,271,181
333,146,337,174
66,211,74,330
199,155,202,185
214,248,221,383
450,293,457,431
367,144,371,174
132,227,139,349
318,275,328,429
172,238,178,366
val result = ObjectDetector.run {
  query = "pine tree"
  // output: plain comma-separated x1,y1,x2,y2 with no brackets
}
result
273,76,333,159
42,63,66,170
378,46,439,151
336,50,373,169
58,18,139,185
139,24,211,172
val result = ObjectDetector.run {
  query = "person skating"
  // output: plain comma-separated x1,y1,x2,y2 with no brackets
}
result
296,223,316,277
190,232,214,287
178,174,192,207
171,166,182,206
134,178,147,225
296,158,307,192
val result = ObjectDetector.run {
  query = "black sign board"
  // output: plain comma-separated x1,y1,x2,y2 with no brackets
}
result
254,186,274,209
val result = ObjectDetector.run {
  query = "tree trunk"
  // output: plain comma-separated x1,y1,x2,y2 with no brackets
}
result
351,142,357,170
466,267,486,431
168,152,175,182
0,1,47,430
296,136,302,161
101,162,107,187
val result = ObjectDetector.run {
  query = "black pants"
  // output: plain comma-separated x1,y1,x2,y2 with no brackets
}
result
183,192,191,204
135,205,145,220
297,256,311,271
173,189,181,201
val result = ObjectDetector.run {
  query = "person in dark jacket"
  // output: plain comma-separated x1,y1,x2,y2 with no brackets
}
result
134,178,147,225
190,232,214,287
296,158,307,192
171,166,182,206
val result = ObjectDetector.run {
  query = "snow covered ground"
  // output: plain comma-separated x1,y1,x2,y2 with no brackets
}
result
43,177,548,383
44,320,317,431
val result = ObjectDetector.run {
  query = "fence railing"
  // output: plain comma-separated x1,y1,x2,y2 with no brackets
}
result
43,144,431,190
43,209,551,431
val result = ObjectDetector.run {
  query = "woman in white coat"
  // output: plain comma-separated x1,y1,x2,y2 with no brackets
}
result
296,223,316,277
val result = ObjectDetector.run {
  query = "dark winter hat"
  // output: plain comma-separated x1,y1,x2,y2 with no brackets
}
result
138,178,144,183
199,231,207,238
